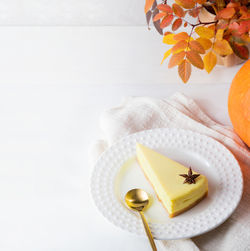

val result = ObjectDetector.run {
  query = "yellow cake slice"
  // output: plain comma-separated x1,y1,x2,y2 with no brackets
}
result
136,143,208,217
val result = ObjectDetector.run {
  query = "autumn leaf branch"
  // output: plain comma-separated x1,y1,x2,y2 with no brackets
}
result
144,0,250,83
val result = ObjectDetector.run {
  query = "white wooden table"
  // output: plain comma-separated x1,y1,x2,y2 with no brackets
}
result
0,26,241,250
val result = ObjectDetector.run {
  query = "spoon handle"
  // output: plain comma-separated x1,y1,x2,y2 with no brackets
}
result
139,211,157,251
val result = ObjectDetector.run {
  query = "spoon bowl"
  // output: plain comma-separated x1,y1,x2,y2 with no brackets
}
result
125,189,157,251
125,188,149,211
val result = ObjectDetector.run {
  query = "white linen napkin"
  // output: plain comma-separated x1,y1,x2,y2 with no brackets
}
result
89,92,250,251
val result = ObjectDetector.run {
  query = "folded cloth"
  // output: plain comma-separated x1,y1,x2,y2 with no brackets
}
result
89,92,250,251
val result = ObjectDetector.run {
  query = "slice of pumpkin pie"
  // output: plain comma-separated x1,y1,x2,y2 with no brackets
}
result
136,143,208,217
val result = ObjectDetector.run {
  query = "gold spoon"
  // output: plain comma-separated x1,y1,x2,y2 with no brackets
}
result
125,189,157,251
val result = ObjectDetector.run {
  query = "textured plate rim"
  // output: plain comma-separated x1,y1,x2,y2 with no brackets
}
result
90,128,243,240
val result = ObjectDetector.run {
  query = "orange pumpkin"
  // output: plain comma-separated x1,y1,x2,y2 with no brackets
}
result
228,60,250,147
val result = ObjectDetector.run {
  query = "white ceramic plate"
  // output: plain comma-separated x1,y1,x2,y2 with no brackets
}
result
91,128,243,240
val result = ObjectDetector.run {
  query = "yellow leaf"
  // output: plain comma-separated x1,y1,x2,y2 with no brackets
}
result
214,39,233,56
195,26,214,39
175,0,195,9
178,59,191,83
241,34,250,43
216,29,224,41
163,33,177,44
171,40,188,54
161,49,172,64
196,37,212,50
203,51,217,73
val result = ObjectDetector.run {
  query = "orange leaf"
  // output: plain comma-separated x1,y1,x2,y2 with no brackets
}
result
153,12,166,22
195,26,214,39
145,0,155,13
172,18,182,31
161,49,172,64
178,59,191,83
239,7,250,20
214,39,233,56
172,3,185,17
163,33,177,44
196,0,206,4
168,51,186,68
164,31,172,36
174,32,189,41
203,51,217,73
160,14,174,29
157,4,172,13
171,40,188,53
189,40,205,54
240,34,250,43
175,0,195,9
227,2,240,8
186,50,204,69
218,7,235,19
196,37,212,50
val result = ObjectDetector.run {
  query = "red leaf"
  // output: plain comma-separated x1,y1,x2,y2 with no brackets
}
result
230,42,249,60
160,14,174,29
238,20,250,35
157,4,172,13
172,18,182,31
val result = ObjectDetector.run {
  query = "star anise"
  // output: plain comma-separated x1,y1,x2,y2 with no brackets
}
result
179,167,200,184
